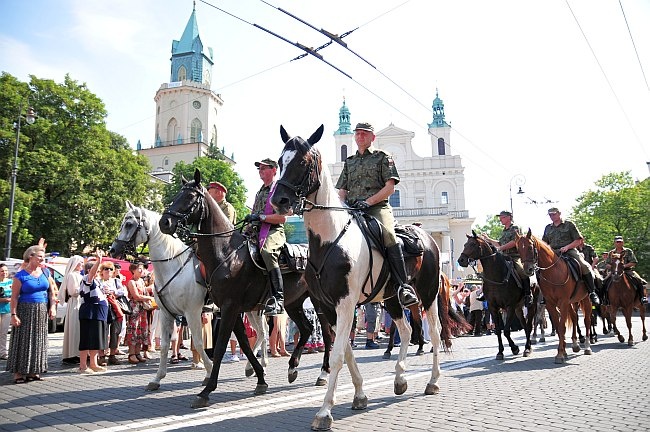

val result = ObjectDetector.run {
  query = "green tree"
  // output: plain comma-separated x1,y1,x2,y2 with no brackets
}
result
0,72,159,255
572,172,649,279
472,215,503,240
165,157,248,220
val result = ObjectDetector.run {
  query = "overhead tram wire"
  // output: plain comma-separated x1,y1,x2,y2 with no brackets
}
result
619,0,650,92
196,0,506,177
565,0,649,159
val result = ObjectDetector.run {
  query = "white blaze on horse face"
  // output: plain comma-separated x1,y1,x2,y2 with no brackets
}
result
279,149,298,178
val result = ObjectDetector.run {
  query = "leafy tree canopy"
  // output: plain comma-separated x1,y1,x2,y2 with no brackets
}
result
472,214,503,240
0,72,160,256
164,157,248,220
572,172,649,278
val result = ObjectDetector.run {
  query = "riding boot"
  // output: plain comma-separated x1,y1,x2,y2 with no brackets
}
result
583,272,600,305
634,280,648,305
264,267,285,316
386,244,419,307
522,276,533,308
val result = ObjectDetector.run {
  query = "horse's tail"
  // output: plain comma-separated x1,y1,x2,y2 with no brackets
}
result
437,273,471,351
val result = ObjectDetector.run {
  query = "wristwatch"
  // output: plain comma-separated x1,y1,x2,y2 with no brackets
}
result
260,214,267,222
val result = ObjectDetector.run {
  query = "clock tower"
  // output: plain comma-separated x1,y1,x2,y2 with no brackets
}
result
139,2,231,181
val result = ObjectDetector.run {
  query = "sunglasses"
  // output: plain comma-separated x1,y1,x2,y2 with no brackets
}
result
103,268,114,271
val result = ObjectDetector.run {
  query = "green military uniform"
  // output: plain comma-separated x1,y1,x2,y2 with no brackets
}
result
581,244,597,266
252,183,285,270
335,146,400,247
498,224,528,277
218,200,236,225
542,220,592,275
596,259,608,276
605,247,648,292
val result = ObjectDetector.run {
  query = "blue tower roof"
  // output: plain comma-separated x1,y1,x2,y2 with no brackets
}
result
334,98,352,135
173,3,200,54
428,89,449,128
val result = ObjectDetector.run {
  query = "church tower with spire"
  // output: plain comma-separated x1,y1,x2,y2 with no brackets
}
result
428,89,451,156
138,2,232,182
333,98,354,163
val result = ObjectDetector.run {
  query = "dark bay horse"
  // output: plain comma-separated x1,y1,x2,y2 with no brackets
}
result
604,251,647,345
515,230,593,363
159,171,332,408
457,231,537,360
270,125,451,431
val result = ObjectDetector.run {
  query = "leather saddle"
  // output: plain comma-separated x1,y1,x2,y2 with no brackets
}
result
354,212,424,258
247,241,309,274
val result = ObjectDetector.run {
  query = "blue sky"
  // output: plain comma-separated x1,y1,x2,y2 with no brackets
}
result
2,0,649,234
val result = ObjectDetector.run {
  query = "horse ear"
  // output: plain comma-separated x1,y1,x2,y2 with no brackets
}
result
471,230,477,238
526,228,532,238
280,125,290,143
126,200,134,211
180,175,188,185
194,168,202,186
307,124,325,148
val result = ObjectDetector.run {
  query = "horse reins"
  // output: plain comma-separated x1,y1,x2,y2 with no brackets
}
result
466,238,511,286
525,237,571,286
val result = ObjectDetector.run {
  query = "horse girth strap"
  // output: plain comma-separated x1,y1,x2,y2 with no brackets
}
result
153,249,198,316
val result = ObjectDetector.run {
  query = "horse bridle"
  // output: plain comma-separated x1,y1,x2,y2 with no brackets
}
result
114,207,152,257
461,237,510,286
275,148,322,215
521,237,571,285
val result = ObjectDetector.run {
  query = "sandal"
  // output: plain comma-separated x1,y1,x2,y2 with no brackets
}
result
14,377,26,384
177,354,188,361
135,354,147,363
128,354,140,365
26,375,44,382
170,355,179,364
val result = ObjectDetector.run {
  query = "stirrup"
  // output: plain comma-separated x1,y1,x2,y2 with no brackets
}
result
264,297,283,316
398,285,418,308
524,294,534,307
589,292,600,306
641,296,648,305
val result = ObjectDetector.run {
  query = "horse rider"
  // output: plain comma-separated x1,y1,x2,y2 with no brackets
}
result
244,158,288,315
604,236,648,305
481,210,533,307
595,251,609,276
542,207,600,305
578,240,597,268
207,181,236,224
335,122,418,308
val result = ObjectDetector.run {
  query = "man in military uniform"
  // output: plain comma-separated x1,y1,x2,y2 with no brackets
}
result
604,236,647,304
578,240,597,267
542,207,600,305
244,158,288,315
207,181,236,224
595,252,609,276
481,210,532,306
335,122,418,308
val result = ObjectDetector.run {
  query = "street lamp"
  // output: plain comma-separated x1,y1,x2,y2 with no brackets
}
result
509,174,526,219
4,101,36,260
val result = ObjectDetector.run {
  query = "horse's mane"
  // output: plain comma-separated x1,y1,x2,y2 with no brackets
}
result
529,234,556,257
201,186,234,231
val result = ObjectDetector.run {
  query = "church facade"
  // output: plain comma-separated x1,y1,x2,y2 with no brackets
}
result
329,93,474,279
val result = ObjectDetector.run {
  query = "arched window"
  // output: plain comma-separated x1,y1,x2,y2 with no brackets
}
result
163,157,169,166
437,138,446,156
167,118,178,145
441,191,449,205
211,125,218,146
191,118,202,142
389,190,401,208
340,144,348,161
178,66,187,81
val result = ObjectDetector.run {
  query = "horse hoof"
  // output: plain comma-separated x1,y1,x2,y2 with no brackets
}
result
315,378,328,386
628,341,634,347
643,335,648,341
416,349,424,356
191,396,209,409
351,395,368,410
579,336,585,344
425,383,440,395
554,356,565,364
201,377,210,386
550,331,556,337
584,349,592,355
245,367,254,378
311,414,333,431
394,381,408,395
539,337,545,343
618,335,625,343
531,339,537,345
572,346,580,353
145,382,160,391
523,349,531,357
254,383,268,395
496,353,504,361
288,368,298,384
512,347,520,356
382,351,391,360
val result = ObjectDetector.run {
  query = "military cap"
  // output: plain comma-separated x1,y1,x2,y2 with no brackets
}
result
547,207,560,214
614,235,624,242
207,181,227,194
496,210,512,217
353,122,374,132
254,158,278,169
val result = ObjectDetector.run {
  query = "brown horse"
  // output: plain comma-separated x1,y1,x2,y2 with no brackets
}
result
604,251,648,346
514,230,592,364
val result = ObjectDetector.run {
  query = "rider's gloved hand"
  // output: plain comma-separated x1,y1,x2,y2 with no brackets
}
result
244,213,261,223
351,200,370,210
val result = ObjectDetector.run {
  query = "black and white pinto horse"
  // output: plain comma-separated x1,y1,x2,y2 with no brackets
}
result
271,125,449,431
109,202,269,389
159,172,333,408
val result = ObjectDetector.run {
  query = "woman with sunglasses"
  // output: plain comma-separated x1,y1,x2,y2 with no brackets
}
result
97,262,127,365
